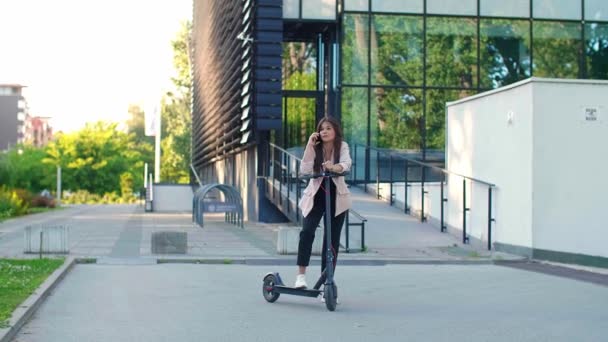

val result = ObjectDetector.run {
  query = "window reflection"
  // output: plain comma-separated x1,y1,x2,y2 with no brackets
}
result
585,0,608,21
372,0,422,14
283,0,299,18
585,23,608,79
426,17,478,88
282,42,317,90
371,15,423,86
283,97,317,148
343,14,369,84
533,21,581,78
370,88,422,149
533,0,581,20
345,0,368,11
480,0,530,18
302,0,336,19
480,19,531,88
342,87,369,146
427,0,476,16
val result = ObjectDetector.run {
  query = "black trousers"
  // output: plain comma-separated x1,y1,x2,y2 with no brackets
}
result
297,181,346,272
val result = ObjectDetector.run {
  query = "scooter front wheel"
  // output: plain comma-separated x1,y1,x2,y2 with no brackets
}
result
324,283,337,311
263,274,280,303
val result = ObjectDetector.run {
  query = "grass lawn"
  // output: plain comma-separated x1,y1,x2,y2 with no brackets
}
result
0,206,64,223
0,258,65,328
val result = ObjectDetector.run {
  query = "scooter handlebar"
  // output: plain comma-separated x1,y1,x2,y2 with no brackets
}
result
300,171,349,180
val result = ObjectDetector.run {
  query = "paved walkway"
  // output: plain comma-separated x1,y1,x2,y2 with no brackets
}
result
0,191,516,263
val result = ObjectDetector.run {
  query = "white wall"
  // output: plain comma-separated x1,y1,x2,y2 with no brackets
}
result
532,80,608,258
447,80,534,248
153,184,193,212
446,78,608,259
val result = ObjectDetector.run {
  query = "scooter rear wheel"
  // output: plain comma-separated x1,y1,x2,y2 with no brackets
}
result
262,274,280,303
324,283,337,311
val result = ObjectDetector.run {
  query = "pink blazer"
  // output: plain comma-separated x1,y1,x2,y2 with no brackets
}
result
298,141,352,218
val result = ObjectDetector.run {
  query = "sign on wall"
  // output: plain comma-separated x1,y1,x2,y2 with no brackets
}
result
582,106,602,123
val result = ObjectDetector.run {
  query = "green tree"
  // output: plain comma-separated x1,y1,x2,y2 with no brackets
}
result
126,104,154,189
160,20,192,183
0,145,53,193
44,122,142,195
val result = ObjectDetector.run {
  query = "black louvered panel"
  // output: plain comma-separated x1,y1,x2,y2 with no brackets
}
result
191,0,283,168
192,0,254,168
240,0,255,144
252,0,283,131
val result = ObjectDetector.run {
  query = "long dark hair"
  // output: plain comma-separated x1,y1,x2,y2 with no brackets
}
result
313,116,344,173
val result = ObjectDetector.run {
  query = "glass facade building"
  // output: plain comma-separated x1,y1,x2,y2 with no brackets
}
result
192,0,608,221
288,0,608,153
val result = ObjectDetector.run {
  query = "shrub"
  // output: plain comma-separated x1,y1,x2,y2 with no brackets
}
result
13,188,33,206
30,195,56,208
62,189,136,204
0,187,28,219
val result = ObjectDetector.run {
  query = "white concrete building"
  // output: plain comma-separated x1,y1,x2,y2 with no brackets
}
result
446,77,608,264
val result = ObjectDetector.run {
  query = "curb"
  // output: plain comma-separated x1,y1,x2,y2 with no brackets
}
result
0,257,76,342
154,257,528,266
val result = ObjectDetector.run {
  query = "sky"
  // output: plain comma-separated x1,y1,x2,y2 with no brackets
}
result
0,0,192,133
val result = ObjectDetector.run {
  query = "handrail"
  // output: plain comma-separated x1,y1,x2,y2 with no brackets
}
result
268,142,302,162
349,209,367,222
355,144,496,187
352,143,496,250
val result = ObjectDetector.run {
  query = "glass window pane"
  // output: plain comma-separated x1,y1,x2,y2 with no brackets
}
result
283,0,299,18
372,0,422,14
372,15,423,86
345,0,368,11
282,42,318,90
342,87,369,146
427,0,476,16
533,21,582,78
284,97,317,148
585,23,608,79
342,14,369,84
302,0,336,19
370,88,422,149
426,89,474,150
426,17,478,88
342,88,369,182
481,0,530,18
533,0,582,20
586,0,608,21
480,19,531,88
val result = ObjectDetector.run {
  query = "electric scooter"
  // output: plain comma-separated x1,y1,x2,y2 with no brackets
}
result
262,171,344,311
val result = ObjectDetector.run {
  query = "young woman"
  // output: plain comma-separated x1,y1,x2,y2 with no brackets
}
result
295,116,352,289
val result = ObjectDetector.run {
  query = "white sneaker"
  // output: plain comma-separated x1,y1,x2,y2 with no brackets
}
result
294,274,307,289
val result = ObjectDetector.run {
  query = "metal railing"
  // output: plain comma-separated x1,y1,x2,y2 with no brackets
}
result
352,144,496,250
266,141,367,252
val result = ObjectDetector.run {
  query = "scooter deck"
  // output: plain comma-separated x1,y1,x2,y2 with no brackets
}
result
274,285,322,297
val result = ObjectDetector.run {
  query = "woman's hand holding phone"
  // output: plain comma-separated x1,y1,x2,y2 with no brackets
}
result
308,132,321,146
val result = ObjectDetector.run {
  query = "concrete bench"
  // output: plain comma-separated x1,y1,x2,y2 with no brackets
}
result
276,226,323,255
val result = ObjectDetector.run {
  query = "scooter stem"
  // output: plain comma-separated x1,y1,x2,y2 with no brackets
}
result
324,174,334,285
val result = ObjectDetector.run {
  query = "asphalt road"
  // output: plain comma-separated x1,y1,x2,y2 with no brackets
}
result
13,263,608,342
